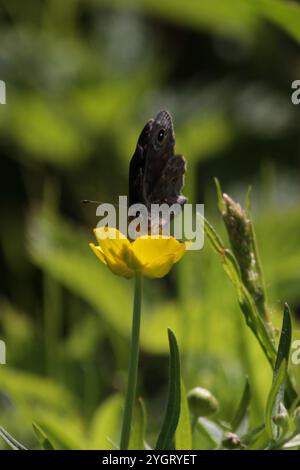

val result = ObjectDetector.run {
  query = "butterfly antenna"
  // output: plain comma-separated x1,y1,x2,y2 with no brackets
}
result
82,199,103,204
82,199,126,208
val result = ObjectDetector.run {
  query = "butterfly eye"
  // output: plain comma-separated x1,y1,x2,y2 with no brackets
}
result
157,128,165,143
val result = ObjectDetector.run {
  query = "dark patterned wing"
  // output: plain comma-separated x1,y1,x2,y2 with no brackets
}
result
143,110,175,204
129,119,153,206
129,110,187,210
149,154,187,206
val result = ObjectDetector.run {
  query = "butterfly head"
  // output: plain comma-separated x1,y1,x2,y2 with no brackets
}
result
150,110,175,153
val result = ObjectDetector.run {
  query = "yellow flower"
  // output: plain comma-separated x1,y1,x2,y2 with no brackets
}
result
89,227,189,279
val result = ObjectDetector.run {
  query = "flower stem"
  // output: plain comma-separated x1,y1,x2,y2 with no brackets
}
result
120,273,143,450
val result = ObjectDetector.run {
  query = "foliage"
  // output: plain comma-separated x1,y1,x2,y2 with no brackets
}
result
1,0,300,451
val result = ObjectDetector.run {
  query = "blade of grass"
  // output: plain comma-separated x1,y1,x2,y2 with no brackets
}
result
0,427,27,450
265,304,292,440
274,304,292,379
175,380,192,450
231,378,251,432
156,329,181,450
246,426,270,450
128,398,147,450
90,394,122,450
265,360,287,440
214,177,225,212
32,423,55,450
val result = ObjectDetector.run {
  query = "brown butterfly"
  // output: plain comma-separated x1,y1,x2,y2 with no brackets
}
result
129,110,187,211
83,110,187,234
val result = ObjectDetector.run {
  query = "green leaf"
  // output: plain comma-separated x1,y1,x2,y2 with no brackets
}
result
253,0,300,44
10,96,90,167
274,303,292,379
203,216,225,254
128,398,147,450
246,425,270,450
156,329,181,450
265,360,287,440
0,366,78,415
231,378,251,432
102,0,300,44
35,413,85,450
196,418,223,447
283,434,300,449
213,177,225,212
240,423,264,446
90,394,123,450
175,380,192,450
265,303,292,439
32,423,55,450
0,427,27,450
100,0,258,40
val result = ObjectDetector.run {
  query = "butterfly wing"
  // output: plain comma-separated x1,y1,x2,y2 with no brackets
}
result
149,154,187,206
129,110,187,236
129,119,153,206
143,111,175,204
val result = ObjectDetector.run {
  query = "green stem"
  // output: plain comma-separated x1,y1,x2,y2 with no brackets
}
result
120,273,143,450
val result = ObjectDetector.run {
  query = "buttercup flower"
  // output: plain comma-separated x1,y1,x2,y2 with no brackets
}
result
89,227,189,279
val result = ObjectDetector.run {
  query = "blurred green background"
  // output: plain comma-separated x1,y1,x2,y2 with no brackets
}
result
0,0,300,449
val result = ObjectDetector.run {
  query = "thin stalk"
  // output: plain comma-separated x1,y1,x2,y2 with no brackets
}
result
248,219,269,323
120,273,143,450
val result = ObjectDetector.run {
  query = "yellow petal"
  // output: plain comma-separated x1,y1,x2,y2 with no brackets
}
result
93,227,134,279
93,228,130,260
94,227,128,243
131,236,186,265
173,241,188,263
94,227,141,269
105,259,134,279
131,236,188,278
101,250,134,278
90,229,188,279
142,253,178,278
122,248,143,271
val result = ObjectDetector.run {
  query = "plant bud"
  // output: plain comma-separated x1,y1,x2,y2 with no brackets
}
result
222,432,241,449
221,193,268,322
187,387,219,417
273,402,289,433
